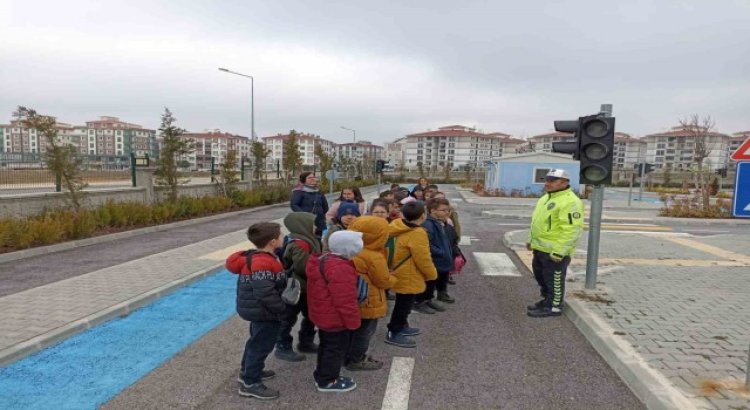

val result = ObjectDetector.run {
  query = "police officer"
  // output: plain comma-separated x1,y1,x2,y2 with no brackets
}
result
526,169,584,317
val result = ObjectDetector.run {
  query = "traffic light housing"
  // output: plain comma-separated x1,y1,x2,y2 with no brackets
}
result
644,163,654,174
716,167,727,177
375,159,387,173
552,114,615,185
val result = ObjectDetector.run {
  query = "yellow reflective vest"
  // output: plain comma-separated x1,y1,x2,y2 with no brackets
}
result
529,187,585,257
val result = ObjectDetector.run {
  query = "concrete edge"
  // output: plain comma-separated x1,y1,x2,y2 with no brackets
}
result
486,211,750,225
0,262,225,368
0,185,382,264
564,299,702,410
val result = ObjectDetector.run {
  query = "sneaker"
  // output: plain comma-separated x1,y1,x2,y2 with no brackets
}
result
275,345,306,362
448,276,456,285
317,376,357,393
238,370,275,384
527,299,547,311
296,342,319,354
425,300,446,312
412,302,436,315
527,306,562,318
400,327,421,336
437,291,455,304
345,355,383,371
385,331,417,348
238,382,279,400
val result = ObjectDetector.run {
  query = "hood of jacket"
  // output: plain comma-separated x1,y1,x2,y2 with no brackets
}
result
284,212,322,253
389,217,418,238
349,216,390,250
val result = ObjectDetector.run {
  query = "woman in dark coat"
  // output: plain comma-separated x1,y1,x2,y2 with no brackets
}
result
290,172,329,237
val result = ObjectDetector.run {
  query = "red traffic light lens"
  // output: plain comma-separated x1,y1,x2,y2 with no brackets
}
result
584,119,608,138
583,143,608,160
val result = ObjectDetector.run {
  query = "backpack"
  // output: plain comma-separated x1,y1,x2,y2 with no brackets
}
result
318,254,368,304
274,234,312,268
385,237,412,272
246,249,301,306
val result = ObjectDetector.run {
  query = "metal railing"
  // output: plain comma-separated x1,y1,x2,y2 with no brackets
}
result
0,153,132,195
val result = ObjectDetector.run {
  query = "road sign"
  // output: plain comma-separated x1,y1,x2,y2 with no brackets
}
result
325,169,339,181
730,137,750,161
733,162,750,218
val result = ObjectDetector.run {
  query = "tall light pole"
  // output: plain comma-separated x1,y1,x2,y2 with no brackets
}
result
340,126,356,144
218,67,255,142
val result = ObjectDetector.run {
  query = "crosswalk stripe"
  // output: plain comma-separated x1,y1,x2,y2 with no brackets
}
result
473,252,521,276
381,356,415,410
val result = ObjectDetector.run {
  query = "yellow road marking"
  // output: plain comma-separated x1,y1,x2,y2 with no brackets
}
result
514,250,750,270
199,241,255,261
661,236,750,263
584,224,673,232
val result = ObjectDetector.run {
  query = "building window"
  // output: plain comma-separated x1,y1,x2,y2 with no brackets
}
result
533,168,551,184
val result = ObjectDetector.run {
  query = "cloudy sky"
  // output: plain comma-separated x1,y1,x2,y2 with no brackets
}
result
1,0,748,143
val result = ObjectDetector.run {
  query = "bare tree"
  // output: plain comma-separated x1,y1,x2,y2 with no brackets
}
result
679,114,716,210
315,144,333,186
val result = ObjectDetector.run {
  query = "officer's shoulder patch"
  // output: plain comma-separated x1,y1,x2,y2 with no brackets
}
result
572,212,582,219
547,202,556,210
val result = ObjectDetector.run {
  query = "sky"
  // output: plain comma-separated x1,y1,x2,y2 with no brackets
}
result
1,0,749,144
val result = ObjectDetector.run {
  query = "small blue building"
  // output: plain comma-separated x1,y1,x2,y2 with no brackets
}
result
484,152,583,196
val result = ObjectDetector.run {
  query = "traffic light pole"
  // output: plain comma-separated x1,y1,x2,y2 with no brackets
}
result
638,162,645,201
584,103,612,290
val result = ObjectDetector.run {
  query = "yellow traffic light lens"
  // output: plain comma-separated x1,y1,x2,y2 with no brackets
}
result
583,143,608,160
582,165,608,182
584,119,608,138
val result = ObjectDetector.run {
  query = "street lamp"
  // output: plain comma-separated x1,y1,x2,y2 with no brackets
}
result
340,126,356,144
218,67,255,142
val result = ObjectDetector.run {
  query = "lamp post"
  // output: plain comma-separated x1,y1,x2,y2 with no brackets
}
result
340,126,356,144
218,67,255,142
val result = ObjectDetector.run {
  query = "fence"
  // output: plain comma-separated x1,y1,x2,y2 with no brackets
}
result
0,153,133,196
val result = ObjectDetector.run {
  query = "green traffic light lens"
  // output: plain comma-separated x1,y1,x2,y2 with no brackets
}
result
582,165,608,182
583,143,608,160
584,119,608,138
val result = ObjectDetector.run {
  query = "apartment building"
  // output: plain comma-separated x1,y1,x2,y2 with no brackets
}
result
262,132,335,171
403,125,523,171
85,116,158,157
643,126,731,171
384,137,407,170
612,133,646,171
333,141,384,163
179,131,250,170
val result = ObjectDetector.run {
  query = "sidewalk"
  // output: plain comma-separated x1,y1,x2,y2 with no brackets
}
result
504,229,750,409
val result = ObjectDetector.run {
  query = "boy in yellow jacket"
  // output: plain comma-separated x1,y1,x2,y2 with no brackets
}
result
384,202,438,348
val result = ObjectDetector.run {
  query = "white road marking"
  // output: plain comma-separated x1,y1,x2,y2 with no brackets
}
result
473,252,521,276
458,235,479,246
381,356,415,410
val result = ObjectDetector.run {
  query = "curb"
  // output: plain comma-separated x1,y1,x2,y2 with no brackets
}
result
0,262,224,367
0,185,381,264
486,211,750,226
564,298,701,410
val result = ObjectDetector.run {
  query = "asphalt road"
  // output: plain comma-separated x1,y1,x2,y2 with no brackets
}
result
102,185,645,409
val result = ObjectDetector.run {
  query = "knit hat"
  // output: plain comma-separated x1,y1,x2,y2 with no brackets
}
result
400,196,416,205
337,201,361,219
328,231,363,259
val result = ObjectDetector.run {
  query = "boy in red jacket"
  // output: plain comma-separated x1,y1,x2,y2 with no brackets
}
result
306,230,363,393
226,222,286,400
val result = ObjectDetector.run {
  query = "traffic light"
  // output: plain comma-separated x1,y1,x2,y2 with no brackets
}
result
644,163,654,174
716,167,727,177
375,159,387,173
552,114,616,185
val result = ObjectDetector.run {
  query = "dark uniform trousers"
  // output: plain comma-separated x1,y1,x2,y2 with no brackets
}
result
531,250,571,309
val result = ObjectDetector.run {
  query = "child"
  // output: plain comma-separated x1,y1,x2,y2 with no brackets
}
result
326,187,366,223
306,231,364,392
410,185,425,201
369,199,390,219
322,202,360,252
423,184,439,200
346,216,397,370
275,212,322,362
379,190,395,201
226,222,286,400
414,198,455,314
385,202,437,348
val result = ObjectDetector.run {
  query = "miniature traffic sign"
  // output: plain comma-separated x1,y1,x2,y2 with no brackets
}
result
730,137,750,161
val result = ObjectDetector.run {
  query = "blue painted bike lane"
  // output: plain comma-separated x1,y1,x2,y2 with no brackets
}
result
0,272,236,410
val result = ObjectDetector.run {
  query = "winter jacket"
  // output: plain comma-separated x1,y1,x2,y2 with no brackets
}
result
422,216,454,273
349,216,397,319
290,185,329,235
529,187,584,257
448,207,462,238
283,212,322,293
226,250,286,322
387,218,437,294
325,200,367,222
306,254,361,331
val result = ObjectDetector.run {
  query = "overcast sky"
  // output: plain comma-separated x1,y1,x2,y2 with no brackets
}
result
1,0,748,144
